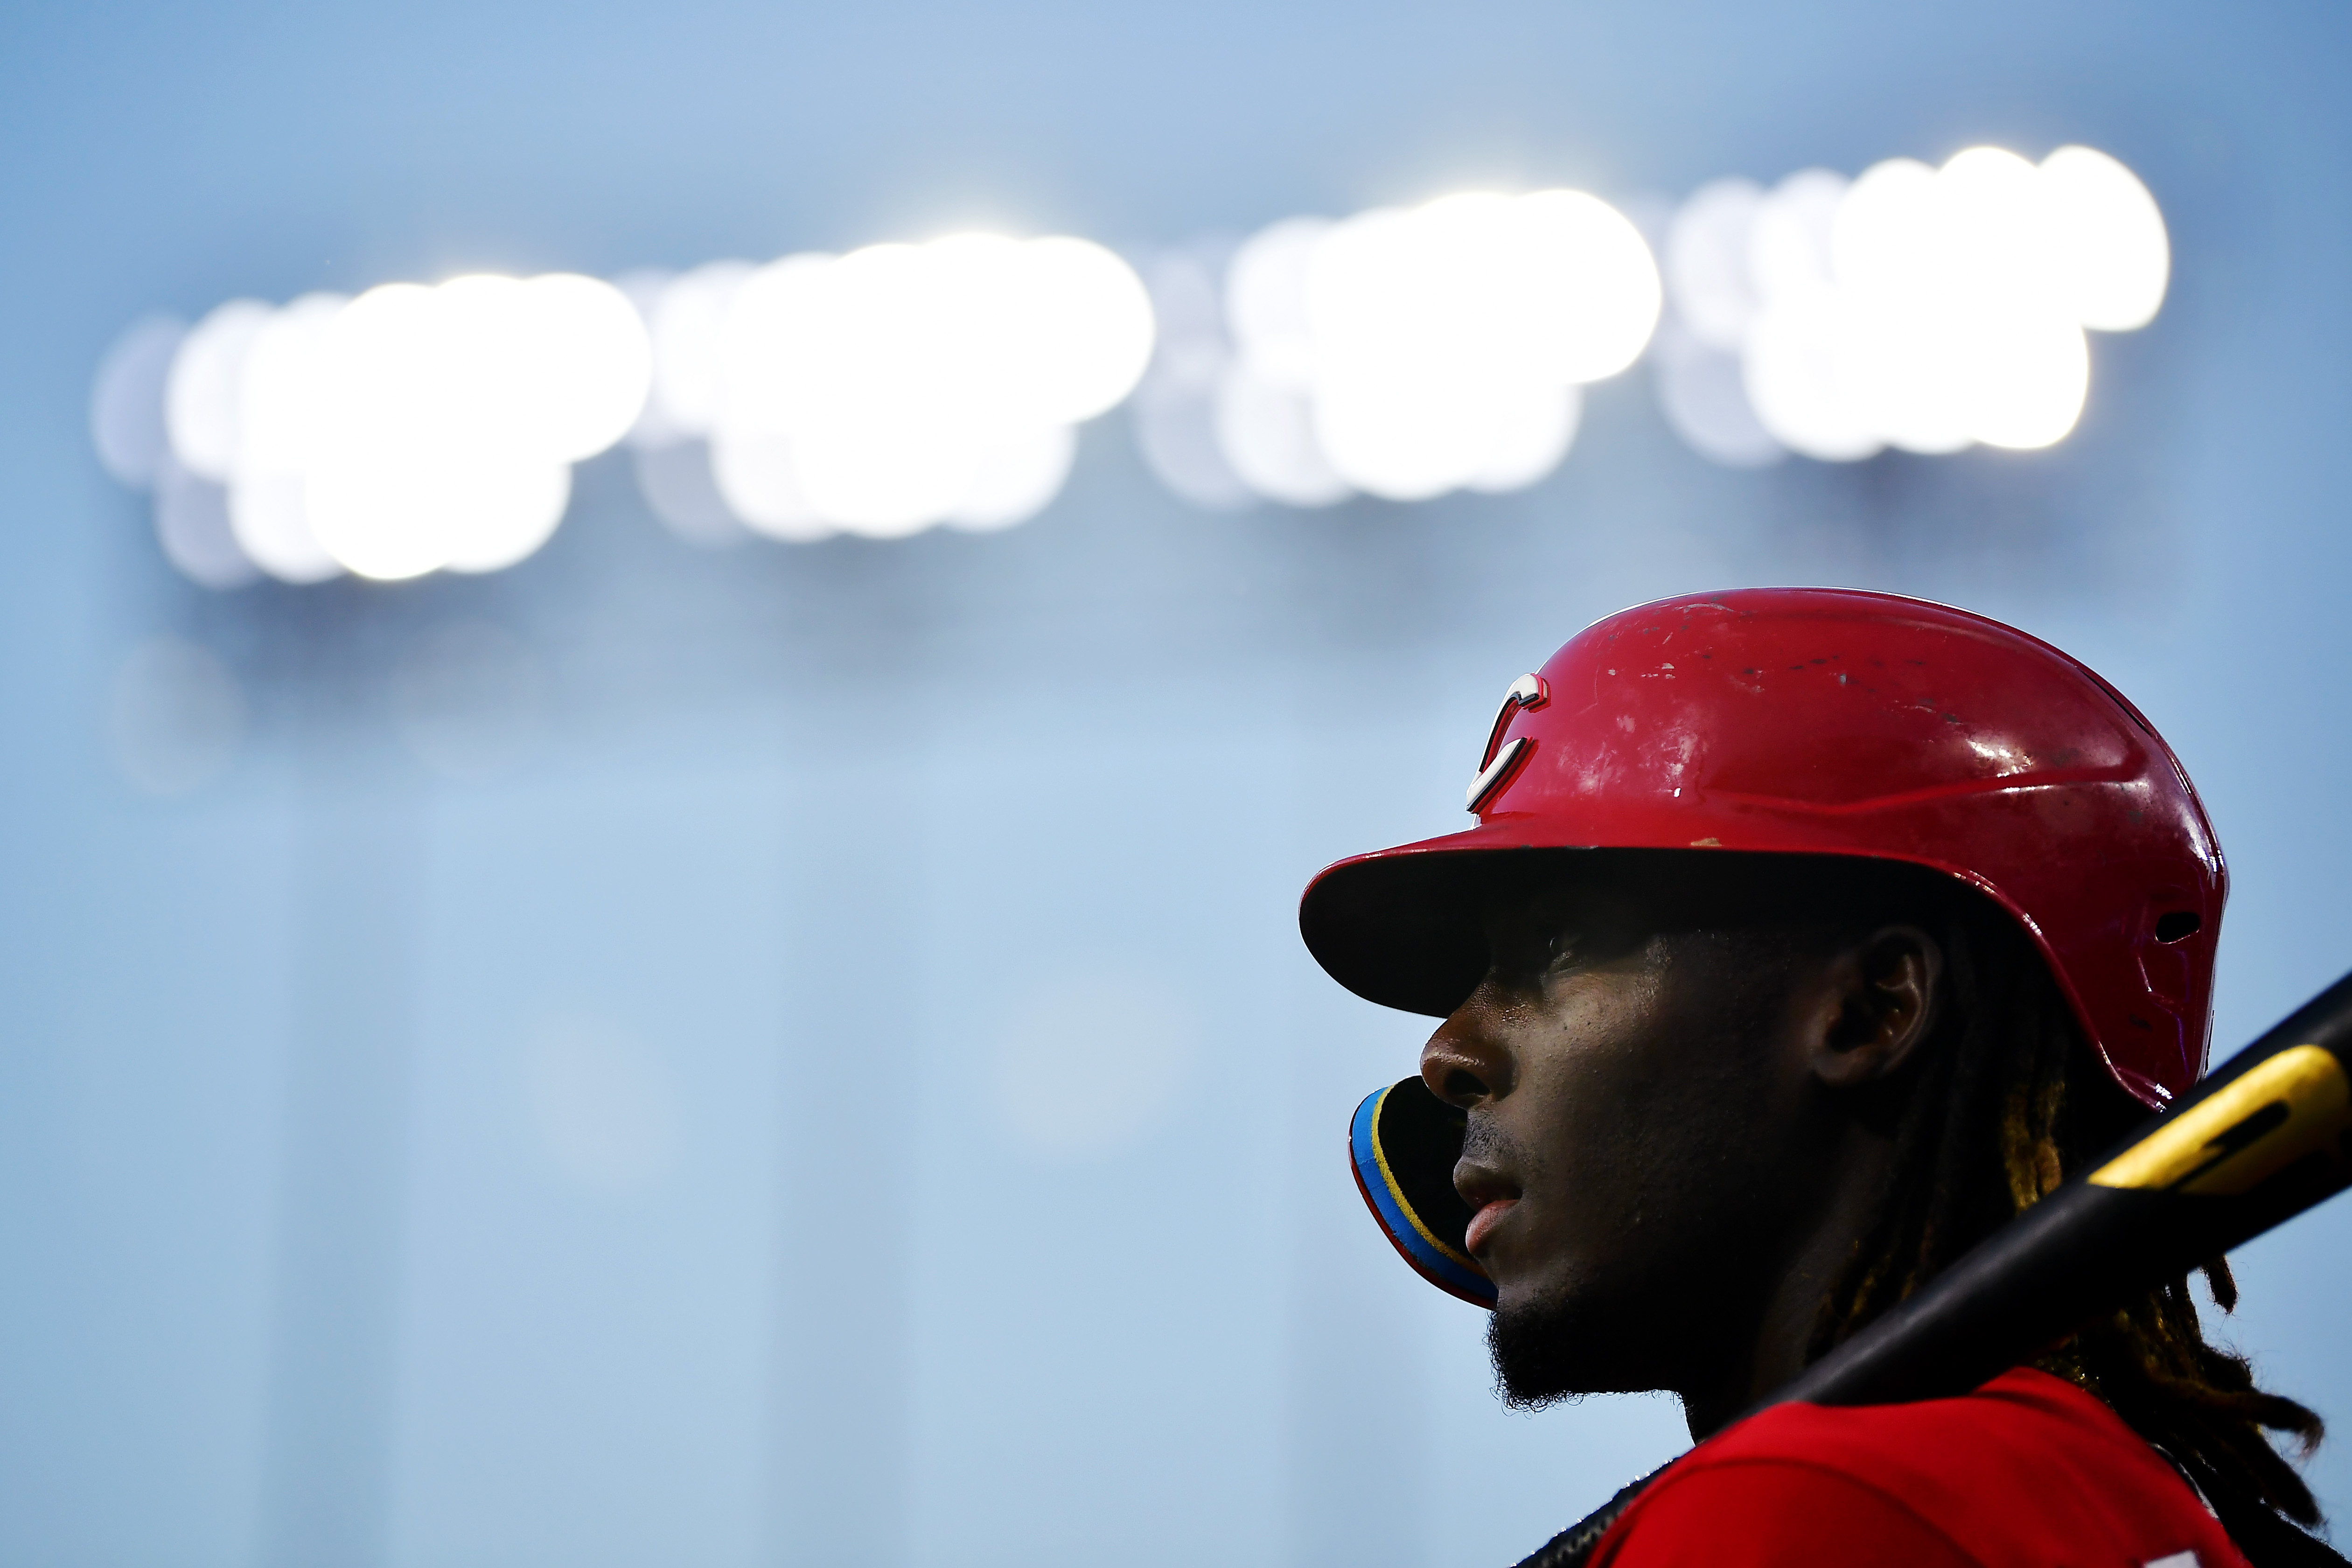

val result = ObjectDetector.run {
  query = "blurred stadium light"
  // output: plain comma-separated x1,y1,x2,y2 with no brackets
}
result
1661,146,2168,465
91,145,2166,590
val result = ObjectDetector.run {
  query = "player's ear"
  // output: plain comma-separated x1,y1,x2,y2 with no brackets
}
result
1808,924,1942,1088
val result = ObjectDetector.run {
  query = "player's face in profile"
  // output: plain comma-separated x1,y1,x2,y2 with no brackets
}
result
1421,877,1834,1411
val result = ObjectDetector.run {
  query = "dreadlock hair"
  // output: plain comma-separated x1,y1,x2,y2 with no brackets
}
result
1789,858,2340,1568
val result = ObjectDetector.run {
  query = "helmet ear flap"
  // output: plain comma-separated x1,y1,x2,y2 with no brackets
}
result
1349,1078,1496,1307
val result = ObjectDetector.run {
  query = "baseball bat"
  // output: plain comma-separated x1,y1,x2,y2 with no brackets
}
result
1507,968,2352,1568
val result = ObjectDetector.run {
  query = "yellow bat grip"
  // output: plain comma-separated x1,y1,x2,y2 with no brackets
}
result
2089,1045,2352,1196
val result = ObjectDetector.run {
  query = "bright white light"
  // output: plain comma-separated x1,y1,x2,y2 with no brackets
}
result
1467,384,1582,494
1827,158,1974,453
710,426,833,543
311,282,436,453
383,273,649,465
1311,367,1543,502
165,300,272,482
1737,170,1879,460
1659,144,2164,466
298,273,645,577
1934,146,2051,305
714,252,835,434
228,471,341,584
508,273,653,460
304,283,457,578
101,153,2164,553
442,462,574,573
1840,297,1975,454
711,234,1148,538
1956,309,2089,450
1748,170,1848,302
230,293,347,582
1304,192,1658,396
2040,145,2168,330
1829,158,1938,296
790,425,981,538
746,239,1001,535
1308,378,1502,500
1510,189,1662,383
125,237,1136,572
1212,188,1656,505
237,293,347,476
949,425,1078,531
306,447,571,581
1013,237,1156,423
1742,287,1883,461
1225,217,1328,390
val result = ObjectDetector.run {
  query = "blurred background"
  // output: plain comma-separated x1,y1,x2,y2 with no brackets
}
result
5,3,2351,1566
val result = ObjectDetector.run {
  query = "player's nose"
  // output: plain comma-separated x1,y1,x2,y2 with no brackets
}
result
1421,985,1516,1108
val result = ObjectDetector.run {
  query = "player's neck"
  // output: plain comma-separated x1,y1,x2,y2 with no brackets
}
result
1678,1130,1898,1440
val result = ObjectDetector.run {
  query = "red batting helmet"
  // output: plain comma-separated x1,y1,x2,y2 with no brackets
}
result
1300,588,2225,1108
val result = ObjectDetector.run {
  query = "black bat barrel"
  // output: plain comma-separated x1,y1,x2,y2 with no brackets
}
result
1772,968,2352,1410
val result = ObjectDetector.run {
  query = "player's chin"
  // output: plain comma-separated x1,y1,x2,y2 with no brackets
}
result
1487,1282,1651,1407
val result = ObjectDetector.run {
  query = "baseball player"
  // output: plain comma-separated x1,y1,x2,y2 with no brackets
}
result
1301,589,2338,1568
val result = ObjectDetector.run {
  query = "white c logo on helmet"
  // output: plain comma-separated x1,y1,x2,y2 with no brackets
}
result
1466,673,1548,812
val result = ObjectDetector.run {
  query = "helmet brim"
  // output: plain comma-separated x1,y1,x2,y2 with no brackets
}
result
1299,824,1585,1017
1298,826,2174,1112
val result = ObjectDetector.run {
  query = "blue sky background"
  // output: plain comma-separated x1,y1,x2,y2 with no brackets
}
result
2,4,2349,1566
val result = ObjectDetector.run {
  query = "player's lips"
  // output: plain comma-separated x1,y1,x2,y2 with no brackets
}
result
1465,1198,1519,1255
1453,1156,1522,1257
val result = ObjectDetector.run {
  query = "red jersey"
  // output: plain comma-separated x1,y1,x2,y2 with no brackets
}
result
1593,1368,2249,1568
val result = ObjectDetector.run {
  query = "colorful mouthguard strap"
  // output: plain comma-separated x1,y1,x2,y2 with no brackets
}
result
1349,1080,1497,1309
